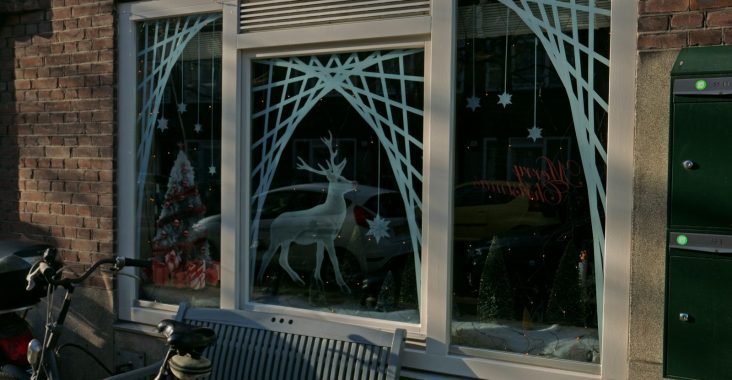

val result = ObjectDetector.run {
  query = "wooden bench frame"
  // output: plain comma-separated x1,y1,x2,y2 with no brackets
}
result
108,303,406,380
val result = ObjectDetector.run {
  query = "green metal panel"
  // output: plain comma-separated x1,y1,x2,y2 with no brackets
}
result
665,253,732,379
672,45,732,77
669,102,732,232
666,45,732,380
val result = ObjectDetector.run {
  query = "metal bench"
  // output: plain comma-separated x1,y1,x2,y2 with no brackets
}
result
109,302,407,380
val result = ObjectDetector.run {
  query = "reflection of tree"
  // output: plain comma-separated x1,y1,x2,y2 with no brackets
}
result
546,241,586,326
478,236,515,321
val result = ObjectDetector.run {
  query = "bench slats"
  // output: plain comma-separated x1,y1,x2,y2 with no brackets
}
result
106,303,406,380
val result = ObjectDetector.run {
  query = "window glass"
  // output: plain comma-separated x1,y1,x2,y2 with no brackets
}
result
452,1,609,364
135,15,222,307
249,50,424,323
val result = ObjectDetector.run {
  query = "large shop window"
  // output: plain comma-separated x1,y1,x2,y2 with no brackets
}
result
451,1,609,364
135,14,223,307
248,50,424,323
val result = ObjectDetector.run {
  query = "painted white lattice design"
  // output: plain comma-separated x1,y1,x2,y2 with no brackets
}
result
250,50,424,299
498,0,610,335
136,13,222,242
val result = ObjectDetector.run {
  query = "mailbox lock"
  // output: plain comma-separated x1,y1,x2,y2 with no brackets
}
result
682,160,696,170
679,312,690,322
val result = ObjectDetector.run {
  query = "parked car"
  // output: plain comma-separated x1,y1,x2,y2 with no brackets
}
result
453,180,561,242
191,184,414,290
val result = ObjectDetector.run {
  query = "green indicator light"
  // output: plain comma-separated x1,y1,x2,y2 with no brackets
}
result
676,234,689,246
695,79,707,91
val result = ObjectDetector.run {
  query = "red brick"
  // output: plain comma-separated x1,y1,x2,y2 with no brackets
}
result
92,14,113,27
639,15,670,32
725,27,732,43
71,4,98,18
31,77,57,89
642,0,689,13
70,238,98,252
31,213,56,225
19,56,43,67
91,38,113,50
46,192,72,203
690,0,732,9
49,7,71,20
56,29,84,42
671,12,704,29
45,54,70,66
71,51,97,64
15,79,31,90
46,146,70,158
689,28,723,45
708,9,732,27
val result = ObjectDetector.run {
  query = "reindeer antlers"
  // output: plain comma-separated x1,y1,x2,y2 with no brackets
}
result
296,131,347,176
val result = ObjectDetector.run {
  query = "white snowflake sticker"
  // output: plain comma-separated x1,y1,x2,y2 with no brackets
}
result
497,91,512,107
527,125,543,142
466,95,481,111
366,214,391,244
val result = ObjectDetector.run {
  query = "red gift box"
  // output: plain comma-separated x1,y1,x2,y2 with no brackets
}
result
186,260,206,290
206,261,220,286
173,270,187,288
152,260,168,286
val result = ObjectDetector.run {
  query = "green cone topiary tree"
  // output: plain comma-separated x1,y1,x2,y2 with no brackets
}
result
478,236,515,322
545,240,587,326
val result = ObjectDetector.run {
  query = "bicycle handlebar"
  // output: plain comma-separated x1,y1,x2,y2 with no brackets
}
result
29,254,152,289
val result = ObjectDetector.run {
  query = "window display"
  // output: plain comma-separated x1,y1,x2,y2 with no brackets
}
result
135,14,223,307
248,50,424,322
451,0,609,363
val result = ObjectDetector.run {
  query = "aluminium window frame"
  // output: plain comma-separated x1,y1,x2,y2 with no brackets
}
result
116,1,636,379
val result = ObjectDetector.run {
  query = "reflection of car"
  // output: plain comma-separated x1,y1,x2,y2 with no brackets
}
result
453,181,560,242
253,184,413,285
192,184,414,288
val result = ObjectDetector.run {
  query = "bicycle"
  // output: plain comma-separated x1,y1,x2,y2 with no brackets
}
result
20,249,216,380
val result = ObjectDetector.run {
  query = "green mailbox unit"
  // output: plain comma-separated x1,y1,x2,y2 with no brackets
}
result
666,45,732,380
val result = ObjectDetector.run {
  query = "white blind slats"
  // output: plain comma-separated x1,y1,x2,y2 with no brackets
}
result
239,0,430,33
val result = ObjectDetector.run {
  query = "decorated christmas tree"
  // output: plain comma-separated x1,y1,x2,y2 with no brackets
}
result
150,150,218,289
478,236,515,322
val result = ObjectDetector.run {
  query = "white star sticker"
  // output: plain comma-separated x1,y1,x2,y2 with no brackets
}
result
497,92,512,107
527,125,543,142
466,96,481,111
194,123,203,133
208,165,216,175
366,214,391,244
177,102,187,113
157,117,168,131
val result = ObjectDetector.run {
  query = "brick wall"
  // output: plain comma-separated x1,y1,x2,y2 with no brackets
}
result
639,0,732,50
0,0,115,288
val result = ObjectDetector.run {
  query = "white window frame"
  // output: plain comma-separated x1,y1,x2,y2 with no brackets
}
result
117,1,636,379
117,0,230,325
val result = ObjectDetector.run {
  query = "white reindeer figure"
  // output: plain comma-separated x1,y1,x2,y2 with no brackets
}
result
256,132,356,293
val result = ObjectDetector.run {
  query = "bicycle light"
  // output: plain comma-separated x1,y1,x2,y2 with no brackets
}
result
26,338,41,366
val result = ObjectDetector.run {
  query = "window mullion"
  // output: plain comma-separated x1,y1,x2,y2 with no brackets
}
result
422,0,457,356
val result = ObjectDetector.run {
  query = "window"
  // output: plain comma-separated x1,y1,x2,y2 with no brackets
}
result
451,0,609,365
117,1,636,378
247,50,424,323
